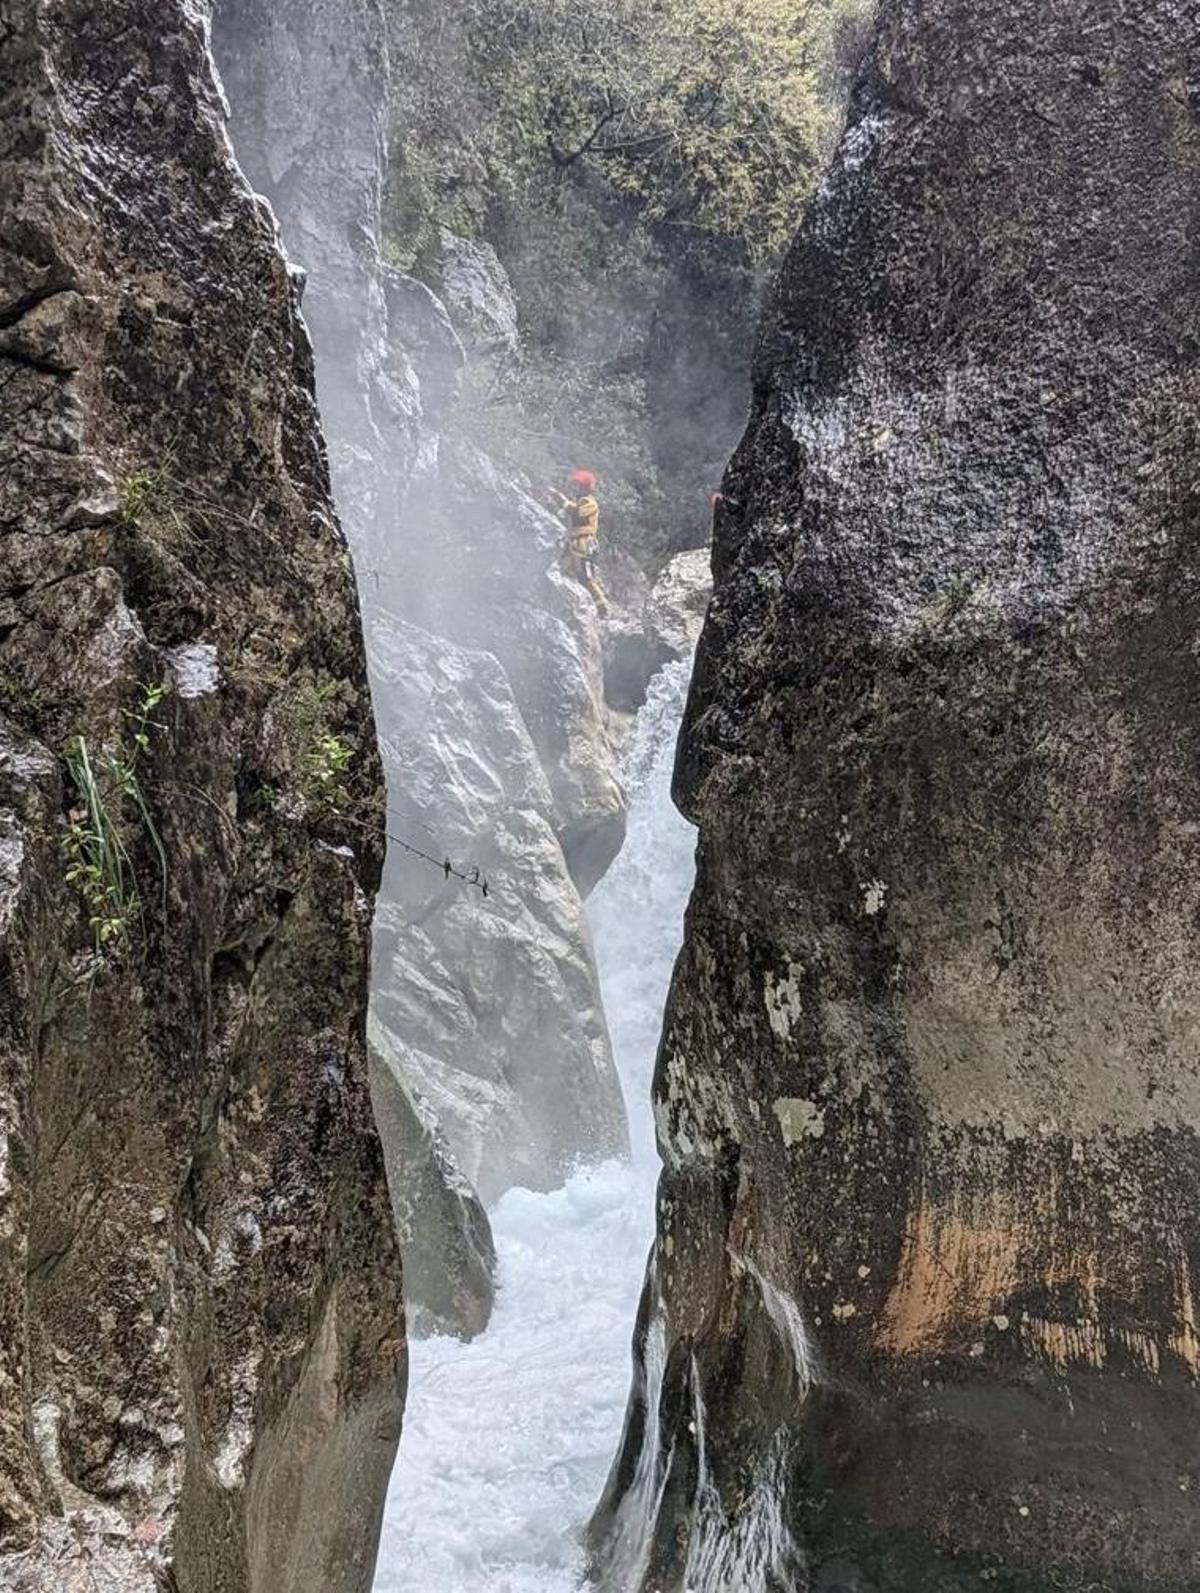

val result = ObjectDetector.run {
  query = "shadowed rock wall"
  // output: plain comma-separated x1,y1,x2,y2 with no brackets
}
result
592,1,1200,1588
0,2,403,1587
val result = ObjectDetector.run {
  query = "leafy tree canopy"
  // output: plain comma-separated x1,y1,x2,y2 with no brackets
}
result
387,0,869,267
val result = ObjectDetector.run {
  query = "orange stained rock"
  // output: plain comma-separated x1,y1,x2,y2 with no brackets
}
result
877,1189,1022,1355
875,1183,1200,1380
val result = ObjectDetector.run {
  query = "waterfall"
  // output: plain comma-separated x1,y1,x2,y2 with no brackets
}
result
373,660,696,1591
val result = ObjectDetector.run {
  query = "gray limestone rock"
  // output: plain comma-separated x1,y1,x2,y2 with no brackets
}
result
644,548,712,665
434,230,522,369
592,2,1200,1589
212,0,628,1213
369,614,628,1203
605,548,713,719
0,2,403,1587
368,1021,496,1340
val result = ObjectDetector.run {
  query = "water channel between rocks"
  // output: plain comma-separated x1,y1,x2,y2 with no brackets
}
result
374,659,696,1592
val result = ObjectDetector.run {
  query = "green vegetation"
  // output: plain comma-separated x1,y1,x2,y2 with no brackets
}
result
279,674,358,810
384,0,871,567
386,0,869,265
118,465,174,529
63,682,169,960
305,731,355,804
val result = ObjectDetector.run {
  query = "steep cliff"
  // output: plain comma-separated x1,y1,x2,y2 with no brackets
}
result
593,2,1200,1589
0,3,403,1589
370,615,624,1202
211,0,629,1220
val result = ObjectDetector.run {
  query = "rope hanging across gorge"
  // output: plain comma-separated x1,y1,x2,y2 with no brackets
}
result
336,805,492,898
386,827,491,898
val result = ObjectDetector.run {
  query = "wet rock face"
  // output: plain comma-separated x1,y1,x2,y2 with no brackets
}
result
605,549,713,715
594,2,1200,1589
0,2,402,1589
369,1020,496,1340
433,231,523,372
369,616,627,1204
212,0,629,1211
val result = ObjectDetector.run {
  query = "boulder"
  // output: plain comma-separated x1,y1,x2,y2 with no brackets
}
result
592,2,1200,1588
643,548,712,664
433,230,522,370
605,548,713,714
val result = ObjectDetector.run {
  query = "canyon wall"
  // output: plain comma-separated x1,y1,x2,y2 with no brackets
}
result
0,1,403,1587
212,0,630,1228
593,1,1200,1589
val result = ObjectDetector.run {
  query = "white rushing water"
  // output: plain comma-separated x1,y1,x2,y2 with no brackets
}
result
374,660,696,1593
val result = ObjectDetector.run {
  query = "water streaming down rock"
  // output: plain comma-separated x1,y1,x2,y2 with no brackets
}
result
373,660,695,1592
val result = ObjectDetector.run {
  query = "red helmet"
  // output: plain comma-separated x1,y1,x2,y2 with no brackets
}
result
569,469,598,491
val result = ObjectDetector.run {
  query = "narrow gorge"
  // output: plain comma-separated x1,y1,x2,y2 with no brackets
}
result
3,1,1199,1592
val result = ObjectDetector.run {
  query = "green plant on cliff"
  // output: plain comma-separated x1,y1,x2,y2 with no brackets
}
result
119,465,174,529
277,674,358,811
305,731,355,805
63,681,170,960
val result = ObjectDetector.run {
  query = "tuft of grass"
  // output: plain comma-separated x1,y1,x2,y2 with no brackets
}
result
277,674,358,812
119,466,173,529
64,737,139,952
62,681,170,962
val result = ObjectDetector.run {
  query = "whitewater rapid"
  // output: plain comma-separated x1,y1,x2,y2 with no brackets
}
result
373,661,695,1593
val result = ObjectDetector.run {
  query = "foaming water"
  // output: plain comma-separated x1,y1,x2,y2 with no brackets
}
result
373,661,695,1592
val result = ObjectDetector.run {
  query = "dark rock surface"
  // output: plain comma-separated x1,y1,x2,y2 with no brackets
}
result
0,2,403,1587
592,2,1200,1589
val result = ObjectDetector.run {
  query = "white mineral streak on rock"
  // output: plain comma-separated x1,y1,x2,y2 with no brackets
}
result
167,641,220,698
214,1350,263,1490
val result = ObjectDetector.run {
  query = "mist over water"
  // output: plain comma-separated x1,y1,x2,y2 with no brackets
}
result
374,661,696,1592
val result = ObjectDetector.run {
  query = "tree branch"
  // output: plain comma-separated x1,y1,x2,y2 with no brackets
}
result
544,86,620,168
